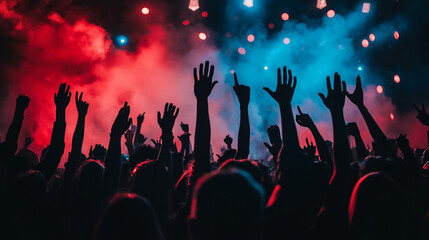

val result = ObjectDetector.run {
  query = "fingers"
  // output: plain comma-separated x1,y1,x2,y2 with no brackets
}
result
199,63,203,79
264,142,271,149
209,65,214,79
234,73,239,86
356,75,362,90
193,68,198,83
334,72,341,92
306,137,310,146
204,61,209,77
318,93,327,103
287,68,292,86
75,91,78,103
413,104,420,112
164,102,168,115
263,87,274,97
342,81,347,93
211,81,218,90
326,76,332,92
79,92,83,101
297,105,303,115
292,76,297,90
277,68,281,87
157,111,161,123
174,108,179,119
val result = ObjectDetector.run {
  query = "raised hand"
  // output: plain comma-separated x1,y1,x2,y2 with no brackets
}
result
194,61,218,100
24,137,34,148
54,83,72,110
295,106,315,128
124,130,134,143
413,104,429,126
135,134,147,145
180,122,189,133
224,135,233,149
137,113,145,126
16,94,30,113
263,125,282,157
233,73,250,106
396,134,409,150
303,138,316,158
151,138,161,149
111,102,132,138
345,75,364,108
263,66,297,106
346,122,360,137
318,73,347,113
157,102,179,134
75,92,89,117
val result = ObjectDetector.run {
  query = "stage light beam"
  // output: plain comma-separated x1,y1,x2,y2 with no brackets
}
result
317,0,327,10
243,0,253,8
281,13,289,21
327,10,335,18
199,32,207,40
238,47,246,55
283,38,290,44
376,85,383,94
188,0,199,11
394,75,400,83
362,3,370,13
369,33,375,41
247,34,255,42
362,39,369,48
394,31,399,39
141,7,149,15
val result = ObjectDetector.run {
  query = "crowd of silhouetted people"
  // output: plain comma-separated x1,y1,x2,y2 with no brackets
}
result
1,62,429,240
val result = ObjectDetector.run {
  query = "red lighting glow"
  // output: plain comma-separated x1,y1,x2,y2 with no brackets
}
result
281,13,289,21
182,20,190,26
238,47,246,55
394,31,399,39
394,75,400,83
268,23,275,29
369,34,375,41
247,34,255,42
390,113,394,120
327,10,335,18
376,85,383,94
202,11,208,17
141,7,150,15
362,39,369,48
198,32,207,40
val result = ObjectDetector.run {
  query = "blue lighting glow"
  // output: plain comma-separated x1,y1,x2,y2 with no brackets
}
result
116,35,128,46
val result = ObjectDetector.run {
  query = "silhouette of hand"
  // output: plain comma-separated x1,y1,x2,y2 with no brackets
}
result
413,104,429,126
178,133,190,145
16,94,30,113
24,137,34,148
151,138,161,149
345,75,364,108
233,73,250,107
396,134,409,150
303,138,316,158
264,125,282,157
137,113,145,126
180,122,189,133
346,122,360,137
295,106,314,128
263,66,297,106
318,73,347,113
111,102,132,138
224,135,233,147
194,61,218,100
124,130,134,142
54,83,72,110
75,92,89,117
157,102,179,133
136,134,147,145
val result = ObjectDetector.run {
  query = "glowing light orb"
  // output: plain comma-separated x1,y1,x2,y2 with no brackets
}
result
358,66,363,71
264,66,268,70
362,39,369,48
394,31,399,39
116,35,128,46
182,20,190,25
199,32,207,40
268,23,275,29
362,3,370,13
394,75,400,83
202,11,208,17
283,38,290,44
281,13,289,21
188,0,199,11
317,0,327,10
247,34,255,42
141,7,149,15
243,0,253,7
238,47,246,55
230,69,235,74
376,85,383,94
327,10,335,18
390,113,394,120
369,33,375,41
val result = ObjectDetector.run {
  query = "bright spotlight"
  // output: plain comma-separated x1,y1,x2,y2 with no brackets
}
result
390,113,394,120
238,47,246,55
247,34,255,42
394,75,400,83
116,35,128,46
394,31,399,39
376,85,383,94
283,38,290,44
362,3,370,13
264,66,268,70
199,32,207,40
281,13,289,21
243,0,253,7
202,11,208,17
369,33,375,41
327,10,335,18
141,7,149,15
358,66,363,71
317,0,327,10
182,20,190,25
188,0,199,11
362,39,369,48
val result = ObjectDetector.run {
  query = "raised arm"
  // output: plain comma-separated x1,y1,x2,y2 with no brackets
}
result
156,102,179,173
346,122,369,161
2,95,30,160
263,125,282,171
63,92,89,187
413,104,429,127
192,61,218,183
101,102,132,202
36,83,71,181
346,76,395,158
263,67,300,171
233,73,250,159
318,73,351,182
134,113,145,148
178,122,191,156
296,106,333,173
